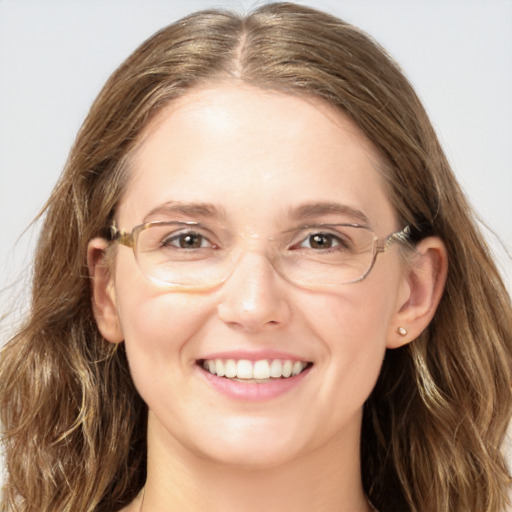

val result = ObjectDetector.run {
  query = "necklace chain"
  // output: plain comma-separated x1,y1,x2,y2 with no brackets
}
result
137,487,378,511
139,487,145,512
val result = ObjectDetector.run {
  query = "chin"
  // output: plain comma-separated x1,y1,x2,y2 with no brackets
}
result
199,441,303,471
185,415,314,470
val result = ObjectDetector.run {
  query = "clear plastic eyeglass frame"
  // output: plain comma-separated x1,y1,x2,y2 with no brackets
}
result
108,221,411,291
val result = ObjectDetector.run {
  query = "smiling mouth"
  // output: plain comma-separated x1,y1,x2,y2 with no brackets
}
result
199,359,313,382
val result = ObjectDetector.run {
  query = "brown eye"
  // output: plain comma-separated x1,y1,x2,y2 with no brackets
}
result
308,234,334,249
295,231,352,252
162,232,210,249
178,233,204,248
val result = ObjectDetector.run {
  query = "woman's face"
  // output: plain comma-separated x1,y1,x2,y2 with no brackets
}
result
102,83,410,469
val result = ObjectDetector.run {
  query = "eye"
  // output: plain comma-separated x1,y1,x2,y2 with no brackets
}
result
305,233,336,249
298,233,348,250
163,231,213,249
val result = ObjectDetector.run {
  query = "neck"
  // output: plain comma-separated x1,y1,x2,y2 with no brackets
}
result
139,414,371,512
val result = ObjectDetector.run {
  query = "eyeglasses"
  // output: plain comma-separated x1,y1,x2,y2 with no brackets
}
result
108,221,411,291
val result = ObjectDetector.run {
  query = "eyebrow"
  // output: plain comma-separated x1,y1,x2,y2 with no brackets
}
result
143,201,226,222
289,202,370,225
142,200,369,226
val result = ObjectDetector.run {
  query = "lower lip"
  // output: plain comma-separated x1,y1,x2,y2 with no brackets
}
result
199,365,312,401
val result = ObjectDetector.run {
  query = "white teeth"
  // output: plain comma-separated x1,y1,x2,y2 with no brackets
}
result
236,360,253,379
202,358,309,380
292,361,304,376
225,359,237,378
282,360,293,378
253,360,271,379
215,359,225,377
270,359,283,378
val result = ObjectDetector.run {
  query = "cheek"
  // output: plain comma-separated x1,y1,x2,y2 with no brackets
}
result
312,276,396,351
315,291,390,370
112,256,212,394
117,291,209,357
307,270,400,402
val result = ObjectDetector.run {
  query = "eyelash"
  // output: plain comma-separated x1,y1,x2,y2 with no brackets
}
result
293,232,351,251
161,231,215,249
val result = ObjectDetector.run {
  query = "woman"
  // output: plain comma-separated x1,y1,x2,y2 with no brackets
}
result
1,3,511,511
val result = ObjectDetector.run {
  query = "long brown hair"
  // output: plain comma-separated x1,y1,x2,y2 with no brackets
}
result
1,3,511,511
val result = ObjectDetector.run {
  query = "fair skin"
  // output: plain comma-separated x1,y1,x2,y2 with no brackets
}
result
89,83,447,512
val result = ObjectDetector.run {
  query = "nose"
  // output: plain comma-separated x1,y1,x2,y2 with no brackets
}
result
217,252,291,332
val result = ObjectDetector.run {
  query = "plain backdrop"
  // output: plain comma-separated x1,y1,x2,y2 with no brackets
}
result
0,0,511,486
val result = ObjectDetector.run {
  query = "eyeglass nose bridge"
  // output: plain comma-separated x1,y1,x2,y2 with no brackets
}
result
223,244,285,281
213,235,294,287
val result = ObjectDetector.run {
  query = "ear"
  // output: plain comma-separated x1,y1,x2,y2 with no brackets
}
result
387,236,448,349
87,238,124,344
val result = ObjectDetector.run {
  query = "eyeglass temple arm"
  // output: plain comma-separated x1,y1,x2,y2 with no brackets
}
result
108,223,134,248
377,225,411,253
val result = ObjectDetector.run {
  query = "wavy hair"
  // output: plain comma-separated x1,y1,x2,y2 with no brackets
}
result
1,3,511,511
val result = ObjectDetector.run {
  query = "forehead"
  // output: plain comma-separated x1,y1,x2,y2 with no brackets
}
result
139,83,379,160
118,82,396,231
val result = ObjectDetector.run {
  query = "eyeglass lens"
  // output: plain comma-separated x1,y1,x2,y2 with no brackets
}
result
131,222,382,289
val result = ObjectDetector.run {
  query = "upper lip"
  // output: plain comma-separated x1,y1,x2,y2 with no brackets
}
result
198,350,312,363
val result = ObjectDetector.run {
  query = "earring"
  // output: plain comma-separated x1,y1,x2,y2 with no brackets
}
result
397,326,408,336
